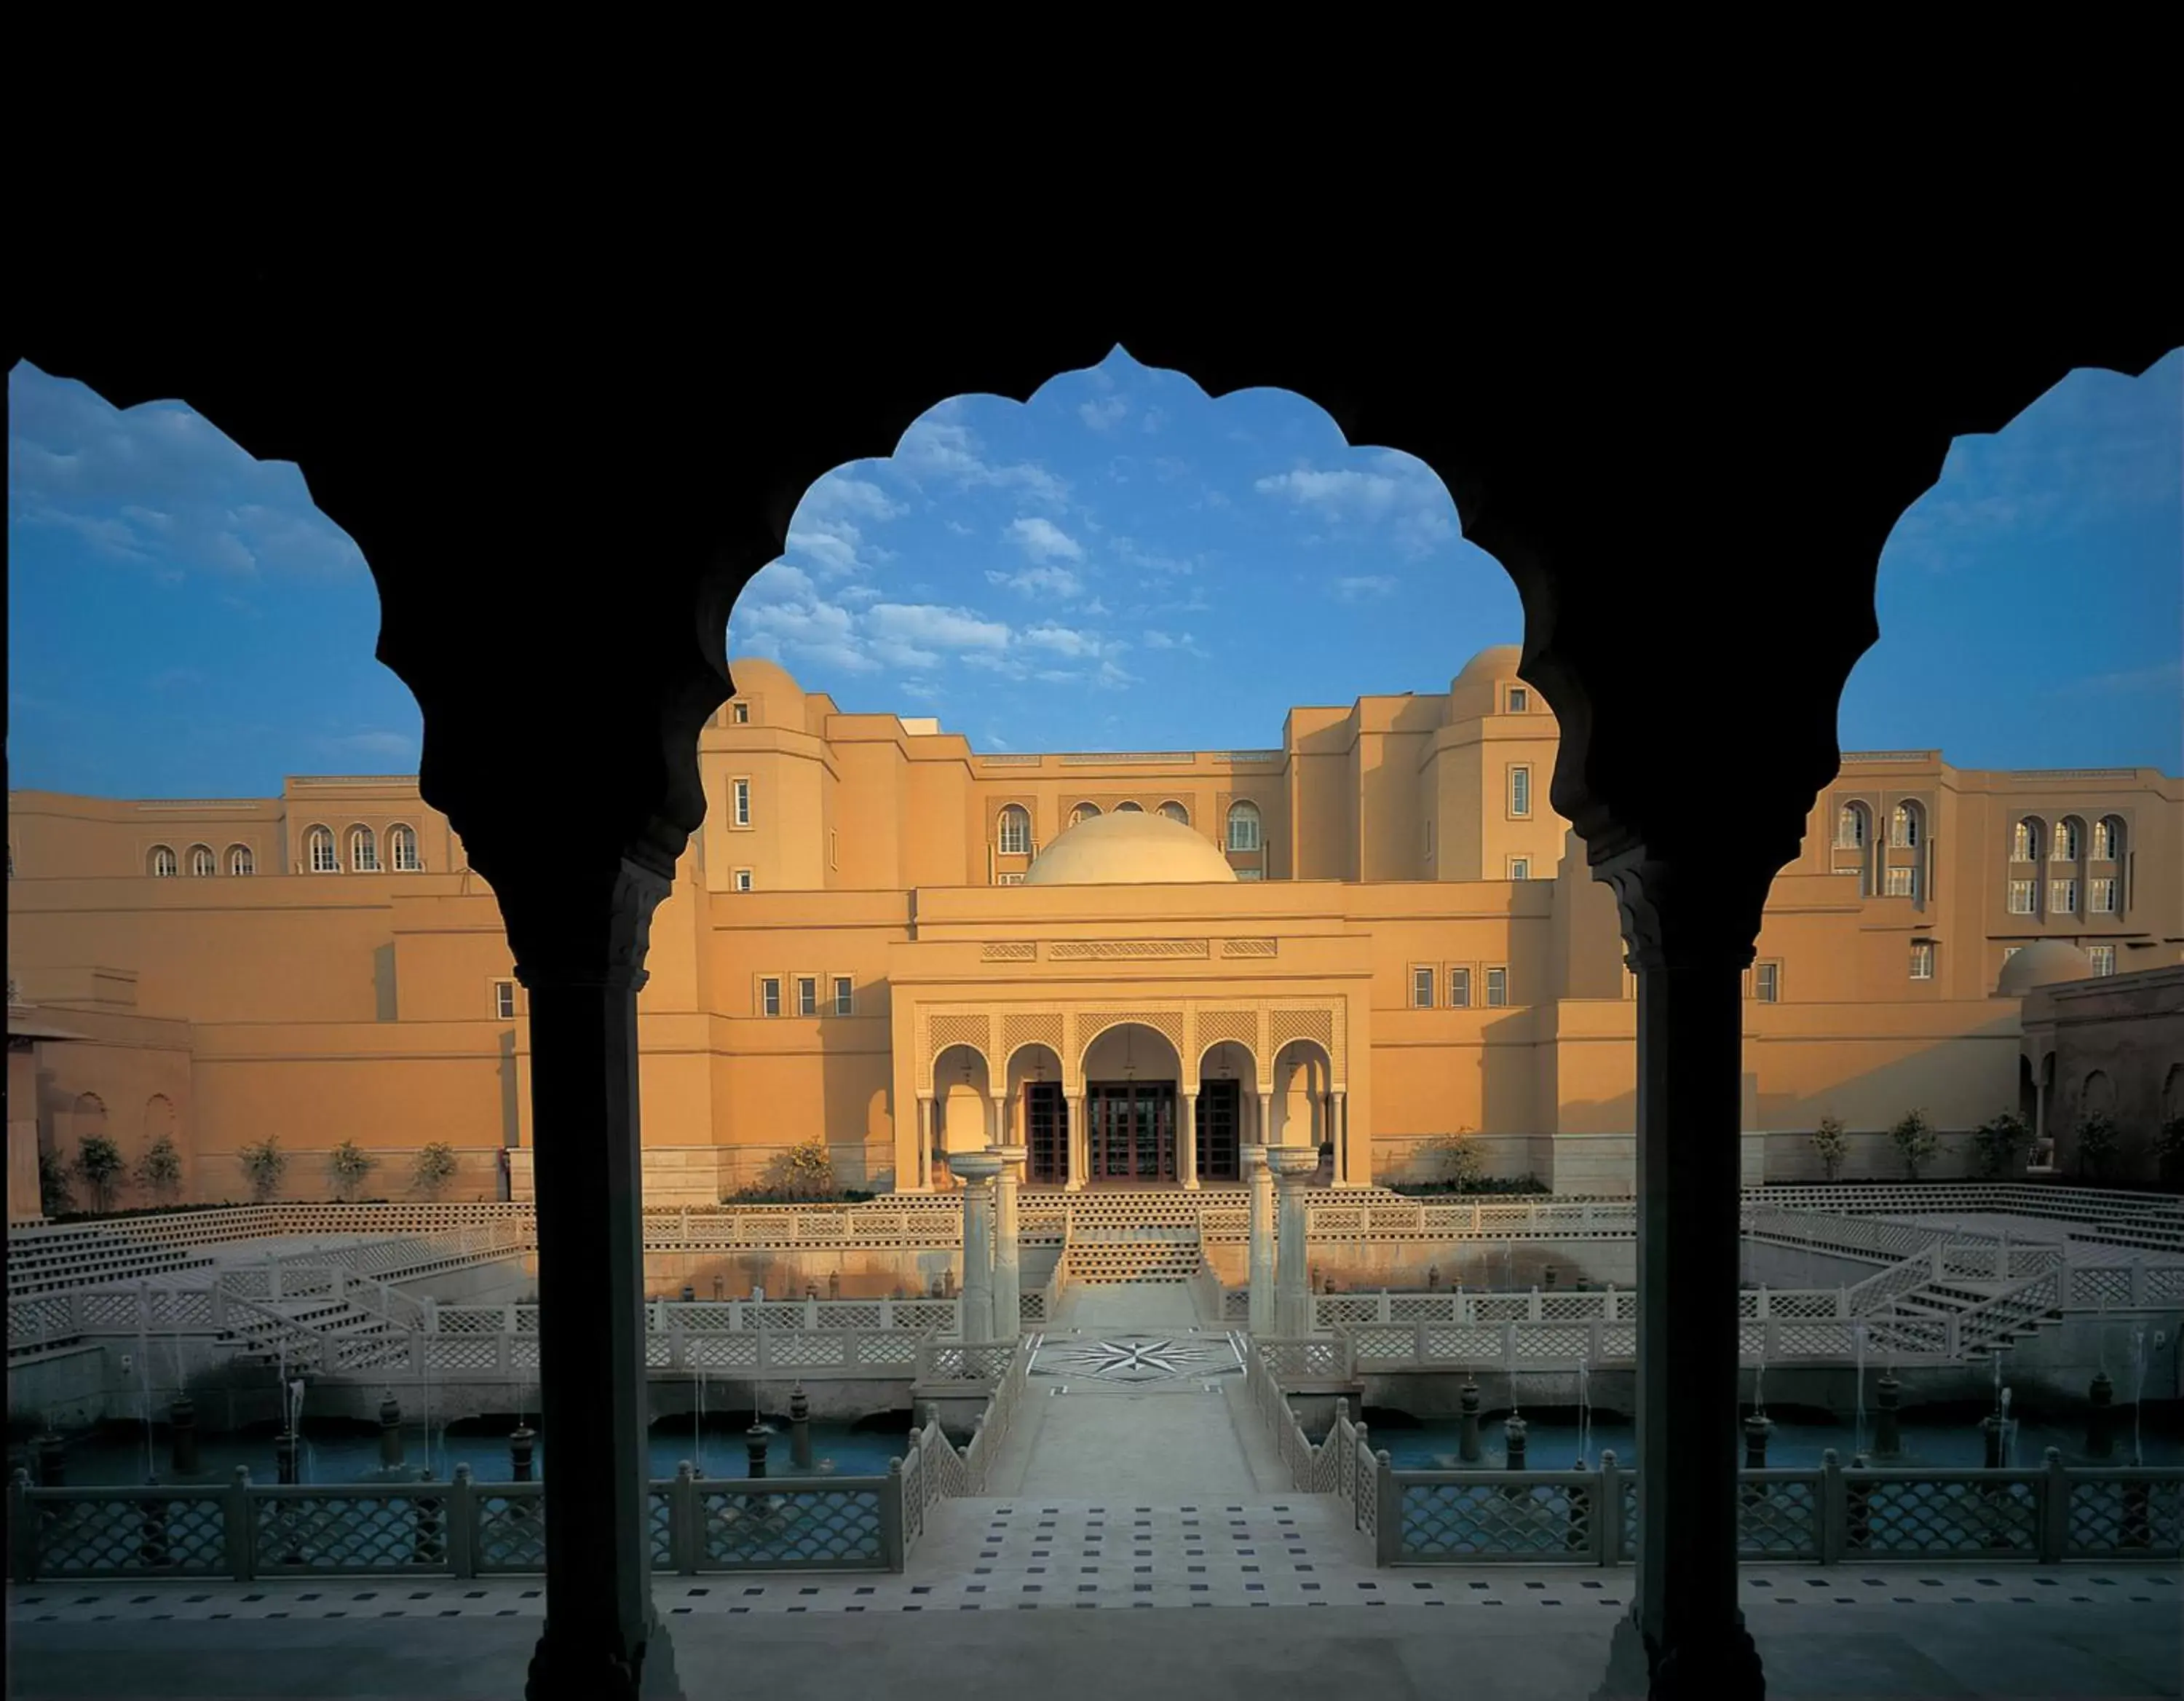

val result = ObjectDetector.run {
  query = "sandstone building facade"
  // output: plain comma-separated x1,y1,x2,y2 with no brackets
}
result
7,648,2180,1216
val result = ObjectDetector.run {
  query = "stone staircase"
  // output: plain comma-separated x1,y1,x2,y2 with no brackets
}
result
220,1293,403,1373
1063,1228,1203,1285
5,1226,217,1297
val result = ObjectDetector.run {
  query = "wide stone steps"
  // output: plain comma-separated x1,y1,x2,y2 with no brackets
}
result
1064,1236,1203,1285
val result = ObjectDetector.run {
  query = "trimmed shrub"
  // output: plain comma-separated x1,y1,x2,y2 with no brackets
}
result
413,1142,460,1201
74,1133,127,1213
135,1134,183,1204
328,1140,377,1203
1810,1116,1848,1183
1971,1110,2031,1180
37,1148,73,1217
757,1136,837,1202
2075,1113,2119,1182
2156,1117,2184,1186
1888,1110,1939,1182
237,1137,287,1203
1420,1131,1485,1191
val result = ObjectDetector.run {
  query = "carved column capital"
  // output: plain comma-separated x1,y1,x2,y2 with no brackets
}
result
1597,848,1783,976
485,855,674,993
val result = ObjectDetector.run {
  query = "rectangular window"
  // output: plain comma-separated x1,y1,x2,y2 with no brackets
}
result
493,981,516,1020
2089,877,2118,913
996,872,1024,885
2050,878,2078,915
1448,966,1471,1009
796,976,817,1017
734,868,753,892
1883,866,1916,898
1412,967,1434,1009
1508,856,1530,881
1754,961,1780,1003
2087,944,2116,976
732,778,751,828
1484,967,1508,1007
1506,686,1529,714
1909,941,1935,981
833,976,854,1016
2007,880,2036,915
1235,868,1264,881
759,977,780,1017
732,701,749,725
1508,765,1532,818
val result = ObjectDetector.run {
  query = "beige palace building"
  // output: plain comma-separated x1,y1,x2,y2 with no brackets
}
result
7,648,2181,1217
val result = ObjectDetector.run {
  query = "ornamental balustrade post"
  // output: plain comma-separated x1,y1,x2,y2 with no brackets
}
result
1528,1288,1543,1323
448,1465,478,1579
671,1464,701,1574
1375,1451,1401,1566
223,1466,255,1583
882,1458,906,1572
8,1469,36,1582
2130,1263,2146,1307
1413,1319,1430,1365
1243,1146,1275,1336
989,1144,1026,1340
877,1298,892,1331
1598,1451,1624,1566
2038,1448,2070,1563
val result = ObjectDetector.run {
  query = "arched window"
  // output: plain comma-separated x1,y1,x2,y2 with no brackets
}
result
1157,801,1189,826
188,844,216,877
1115,801,1144,813
2092,816,2124,861
1835,803,1868,849
306,826,339,873
1069,802,1101,828
227,845,256,877
1226,800,1262,853
2052,818,2082,861
389,825,422,871
350,826,380,872
997,805,1032,856
149,845,178,878
2011,818,2041,863
1888,802,1922,848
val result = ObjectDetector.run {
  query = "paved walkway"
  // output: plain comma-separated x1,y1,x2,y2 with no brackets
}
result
8,1283,2178,1696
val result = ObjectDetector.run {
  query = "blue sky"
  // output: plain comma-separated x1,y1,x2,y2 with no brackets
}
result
7,347,2180,799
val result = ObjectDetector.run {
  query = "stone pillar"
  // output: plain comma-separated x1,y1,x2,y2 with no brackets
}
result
1332,1091,1351,1187
1069,1093,1090,1191
917,1097,934,1192
1257,1091,1273,1154
988,1144,1026,1338
1179,1089,1200,1191
494,855,678,1701
1601,850,1771,1699
1268,1146,1319,1337
1243,1145,1275,1336
952,1151,1002,1344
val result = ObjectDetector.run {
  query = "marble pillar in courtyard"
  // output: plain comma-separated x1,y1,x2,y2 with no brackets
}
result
951,1150,1002,1344
1268,1145,1319,1337
988,1142,1026,1340
1243,1144,1275,1335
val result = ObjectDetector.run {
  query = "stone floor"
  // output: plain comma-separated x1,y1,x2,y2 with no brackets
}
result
10,1278,2179,1697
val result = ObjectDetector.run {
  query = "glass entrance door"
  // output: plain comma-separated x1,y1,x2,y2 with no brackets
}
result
1195,1078,1241,1181
1024,1082,1066,1185
1087,1082,1176,1182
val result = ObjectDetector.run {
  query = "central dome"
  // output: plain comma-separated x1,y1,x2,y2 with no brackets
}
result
1022,810,1239,885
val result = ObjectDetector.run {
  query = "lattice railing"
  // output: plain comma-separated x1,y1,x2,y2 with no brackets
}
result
9,1462,907,1579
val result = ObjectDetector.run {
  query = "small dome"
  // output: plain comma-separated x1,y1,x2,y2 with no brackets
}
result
726,655,803,698
1451,644,1524,690
1024,810,1238,886
1997,940,2096,998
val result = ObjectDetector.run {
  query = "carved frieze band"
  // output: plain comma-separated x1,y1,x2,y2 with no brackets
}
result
1220,938,1278,958
981,942,1037,961
1048,939,1208,960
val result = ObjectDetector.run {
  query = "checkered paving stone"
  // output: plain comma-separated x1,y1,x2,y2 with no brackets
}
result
9,1504,2174,1621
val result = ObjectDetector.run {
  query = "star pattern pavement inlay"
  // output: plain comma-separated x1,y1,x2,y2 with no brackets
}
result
1029,1334,1244,1384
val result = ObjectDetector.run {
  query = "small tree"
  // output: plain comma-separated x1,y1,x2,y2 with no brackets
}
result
2156,1117,2184,1186
413,1141,460,1200
1810,1116,1848,1183
74,1132,127,1213
328,1139,377,1203
759,1135,836,1201
237,1136,288,1203
2074,1112,2119,1182
1971,1109,2031,1180
1423,1131,1486,1192
1888,1109,1939,1182
37,1147,73,1217
135,1133,183,1204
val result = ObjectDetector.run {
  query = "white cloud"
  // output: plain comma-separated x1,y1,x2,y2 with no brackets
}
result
783,514,886,580
1023,623,1101,658
1079,596,1111,617
986,564,1084,599
1333,575,1398,601
894,419,1067,505
866,603,1012,652
1080,396,1128,431
1142,629,1210,657
1112,537,1194,577
1254,449,1456,560
1006,516,1084,562
799,473,903,521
